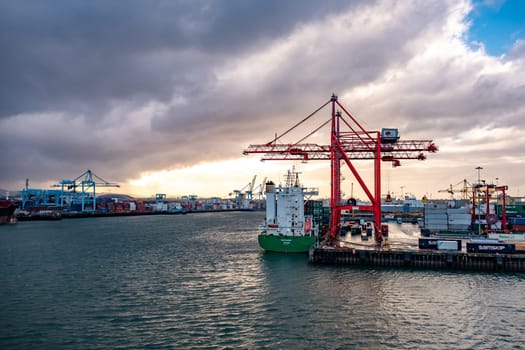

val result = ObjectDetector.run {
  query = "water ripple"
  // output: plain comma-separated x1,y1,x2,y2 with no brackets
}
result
2,213,525,349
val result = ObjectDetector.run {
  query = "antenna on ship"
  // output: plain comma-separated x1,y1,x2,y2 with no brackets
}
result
295,172,301,188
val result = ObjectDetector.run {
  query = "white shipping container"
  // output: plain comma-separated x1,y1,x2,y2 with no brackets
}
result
438,240,460,250
488,233,525,242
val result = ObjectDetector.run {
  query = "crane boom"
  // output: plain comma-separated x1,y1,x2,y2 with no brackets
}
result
244,140,436,161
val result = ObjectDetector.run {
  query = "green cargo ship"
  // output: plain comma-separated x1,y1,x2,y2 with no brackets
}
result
258,235,317,253
258,169,320,253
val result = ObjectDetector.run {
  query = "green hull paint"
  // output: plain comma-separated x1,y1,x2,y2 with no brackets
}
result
258,234,316,253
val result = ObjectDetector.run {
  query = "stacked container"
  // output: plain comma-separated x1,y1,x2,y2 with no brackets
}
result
424,202,448,231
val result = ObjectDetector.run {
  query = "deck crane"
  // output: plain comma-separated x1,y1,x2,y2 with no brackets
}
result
54,169,120,212
243,94,438,243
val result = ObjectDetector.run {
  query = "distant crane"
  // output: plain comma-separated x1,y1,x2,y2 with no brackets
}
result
246,175,257,200
438,184,454,199
230,175,257,209
438,179,470,200
53,169,120,212
255,177,268,200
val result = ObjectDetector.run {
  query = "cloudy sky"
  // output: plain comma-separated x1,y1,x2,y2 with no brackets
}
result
1,0,524,200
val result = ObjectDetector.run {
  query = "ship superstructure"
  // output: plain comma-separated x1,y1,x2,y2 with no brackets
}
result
259,169,319,253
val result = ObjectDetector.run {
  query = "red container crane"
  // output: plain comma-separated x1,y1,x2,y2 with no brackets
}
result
243,94,438,244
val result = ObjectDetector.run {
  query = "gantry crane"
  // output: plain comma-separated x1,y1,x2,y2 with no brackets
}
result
231,175,257,209
471,181,509,232
54,169,120,212
243,94,438,243
246,175,257,201
255,177,267,200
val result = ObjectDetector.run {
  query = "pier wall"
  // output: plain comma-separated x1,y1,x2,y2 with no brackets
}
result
309,247,525,272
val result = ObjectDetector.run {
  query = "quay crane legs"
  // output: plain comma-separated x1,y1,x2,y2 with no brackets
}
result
54,169,120,212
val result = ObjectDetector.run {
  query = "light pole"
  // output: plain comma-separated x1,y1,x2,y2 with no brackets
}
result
476,167,483,236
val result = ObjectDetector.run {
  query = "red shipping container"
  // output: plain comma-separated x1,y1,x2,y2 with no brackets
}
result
512,224,525,232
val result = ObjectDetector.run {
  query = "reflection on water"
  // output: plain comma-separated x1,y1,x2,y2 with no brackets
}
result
1,212,525,349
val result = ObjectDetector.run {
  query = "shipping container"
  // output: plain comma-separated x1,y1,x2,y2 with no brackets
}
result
487,233,525,241
466,242,516,254
419,238,462,250
419,238,439,249
511,217,525,225
437,240,461,251
512,224,525,232
497,204,525,216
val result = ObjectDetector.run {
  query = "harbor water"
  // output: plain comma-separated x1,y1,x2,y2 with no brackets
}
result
1,212,525,349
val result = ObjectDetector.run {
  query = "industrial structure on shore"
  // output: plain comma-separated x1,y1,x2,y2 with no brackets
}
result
10,169,265,220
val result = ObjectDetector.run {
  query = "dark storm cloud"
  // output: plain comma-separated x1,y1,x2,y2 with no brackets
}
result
1,0,524,195
0,0,364,187
150,0,453,134
0,0,357,117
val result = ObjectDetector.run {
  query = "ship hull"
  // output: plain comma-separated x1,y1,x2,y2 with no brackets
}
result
0,201,17,224
258,234,316,253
